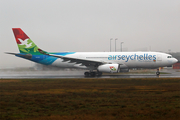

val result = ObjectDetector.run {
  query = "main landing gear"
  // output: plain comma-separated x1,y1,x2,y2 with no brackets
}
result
84,71,102,77
156,68,160,76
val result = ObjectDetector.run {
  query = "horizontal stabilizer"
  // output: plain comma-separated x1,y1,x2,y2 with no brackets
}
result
5,52,32,59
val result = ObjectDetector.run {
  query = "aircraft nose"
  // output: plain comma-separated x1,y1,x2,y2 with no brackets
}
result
174,58,178,63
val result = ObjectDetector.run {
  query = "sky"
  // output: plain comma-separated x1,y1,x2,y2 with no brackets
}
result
0,0,180,68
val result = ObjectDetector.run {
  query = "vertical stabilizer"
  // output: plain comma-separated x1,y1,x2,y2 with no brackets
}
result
12,28,46,55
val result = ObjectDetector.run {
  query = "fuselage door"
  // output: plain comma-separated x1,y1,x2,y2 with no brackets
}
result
157,54,162,61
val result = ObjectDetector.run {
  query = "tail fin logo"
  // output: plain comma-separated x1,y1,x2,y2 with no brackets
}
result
18,38,32,48
12,28,39,54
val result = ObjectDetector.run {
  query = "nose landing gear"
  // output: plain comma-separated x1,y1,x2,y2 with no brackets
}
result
156,69,160,76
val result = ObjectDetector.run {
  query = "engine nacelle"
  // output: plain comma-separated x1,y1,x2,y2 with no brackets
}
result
97,64,120,73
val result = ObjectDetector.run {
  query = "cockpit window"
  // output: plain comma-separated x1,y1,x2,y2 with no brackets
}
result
167,56,172,58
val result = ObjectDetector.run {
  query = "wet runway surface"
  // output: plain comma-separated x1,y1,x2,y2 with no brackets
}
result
0,69,180,79
1,75,180,79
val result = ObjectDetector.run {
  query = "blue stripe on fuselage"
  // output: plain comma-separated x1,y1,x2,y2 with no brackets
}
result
30,55,56,65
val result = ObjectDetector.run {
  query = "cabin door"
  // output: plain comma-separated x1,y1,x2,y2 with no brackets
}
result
157,54,162,61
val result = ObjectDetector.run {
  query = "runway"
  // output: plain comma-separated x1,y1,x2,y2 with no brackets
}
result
1,74,180,79
0,69,180,79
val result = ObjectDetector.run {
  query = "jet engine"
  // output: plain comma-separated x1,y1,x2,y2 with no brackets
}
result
97,64,120,73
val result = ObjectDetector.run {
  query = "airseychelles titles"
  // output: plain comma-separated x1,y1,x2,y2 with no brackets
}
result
108,53,156,62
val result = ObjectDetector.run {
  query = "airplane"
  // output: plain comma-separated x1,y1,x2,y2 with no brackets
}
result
6,28,178,77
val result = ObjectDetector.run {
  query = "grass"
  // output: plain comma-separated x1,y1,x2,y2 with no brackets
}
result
0,78,180,120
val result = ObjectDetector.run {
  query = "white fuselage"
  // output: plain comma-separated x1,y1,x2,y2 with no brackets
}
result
51,52,177,69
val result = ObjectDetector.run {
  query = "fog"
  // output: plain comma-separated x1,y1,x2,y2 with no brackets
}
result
0,0,180,68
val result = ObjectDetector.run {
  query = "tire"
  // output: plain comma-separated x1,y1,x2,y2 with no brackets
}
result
156,72,160,75
90,72,96,77
84,72,89,77
97,72,102,76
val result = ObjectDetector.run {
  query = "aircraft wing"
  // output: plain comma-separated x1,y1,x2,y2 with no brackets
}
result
40,51,112,67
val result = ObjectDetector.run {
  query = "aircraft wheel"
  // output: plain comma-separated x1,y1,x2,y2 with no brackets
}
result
156,68,160,76
156,72,160,76
84,72,89,77
90,72,96,77
97,72,102,76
